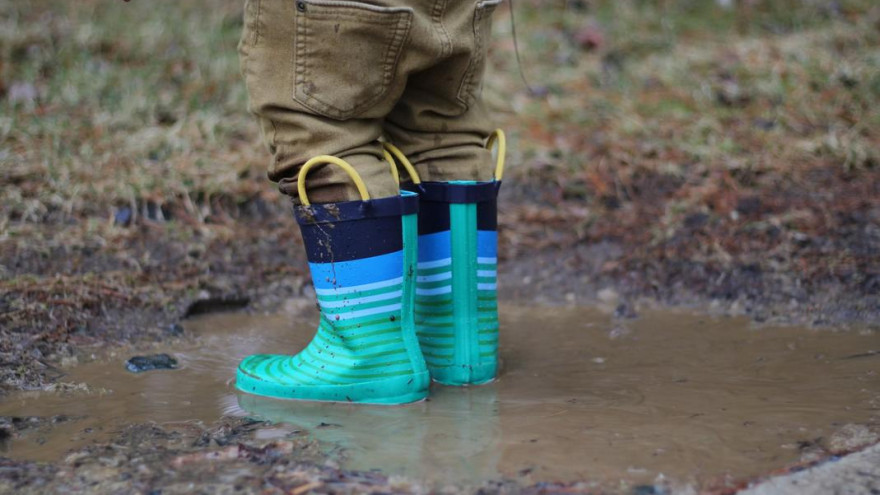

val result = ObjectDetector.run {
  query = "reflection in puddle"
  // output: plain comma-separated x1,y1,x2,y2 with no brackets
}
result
0,305,877,487
238,384,502,484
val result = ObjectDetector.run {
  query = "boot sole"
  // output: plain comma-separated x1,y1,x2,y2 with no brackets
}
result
236,368,430,405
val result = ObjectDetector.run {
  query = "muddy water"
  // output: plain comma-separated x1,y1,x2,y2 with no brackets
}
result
1,305,878,487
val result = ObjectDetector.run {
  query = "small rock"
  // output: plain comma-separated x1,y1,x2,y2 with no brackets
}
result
60,356,79,367
171,445,240,467
735,196,762,216
683,212,709,229
752,118,776,130
633,484,668,495
608,325,632,339
164,323,185,336
598,288,619,304
614,302,639,319
51,415,78,424
125,354,178,373
715,79,751,107
791,231,811,247
114,207,133,227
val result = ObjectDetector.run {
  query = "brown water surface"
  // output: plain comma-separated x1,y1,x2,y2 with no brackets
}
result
1,305,877,488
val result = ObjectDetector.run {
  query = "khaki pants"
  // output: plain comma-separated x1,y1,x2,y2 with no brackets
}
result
239,0,500,202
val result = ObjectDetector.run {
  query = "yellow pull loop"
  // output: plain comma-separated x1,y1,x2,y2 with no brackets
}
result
382,143,422,184
383,149,400,185
486,129,506,181
297,155,371,206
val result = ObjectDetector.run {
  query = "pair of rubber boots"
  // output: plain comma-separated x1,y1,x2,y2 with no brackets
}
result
236,132,506,404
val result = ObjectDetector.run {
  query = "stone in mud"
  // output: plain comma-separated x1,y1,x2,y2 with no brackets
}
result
614,302,639,319
164,323,185,336
125,354,178,373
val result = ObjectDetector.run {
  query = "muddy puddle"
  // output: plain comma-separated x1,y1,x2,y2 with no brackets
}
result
1,305,878,488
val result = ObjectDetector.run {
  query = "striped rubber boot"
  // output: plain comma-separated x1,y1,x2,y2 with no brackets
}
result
410,181,500,385
384,131,505,386
236,157,429,404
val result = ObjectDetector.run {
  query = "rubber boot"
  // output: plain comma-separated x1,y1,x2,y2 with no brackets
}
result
236,157,430,404
384,131,505,386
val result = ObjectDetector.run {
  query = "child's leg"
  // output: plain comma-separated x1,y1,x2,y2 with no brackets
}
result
235,0,432,404
381,0,504,386
238,0,414,202
382,0,501,183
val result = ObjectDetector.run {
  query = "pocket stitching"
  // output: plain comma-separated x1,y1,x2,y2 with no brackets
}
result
253,0,263,45
241,0,263,47
293,1,413,119
456,0,500,109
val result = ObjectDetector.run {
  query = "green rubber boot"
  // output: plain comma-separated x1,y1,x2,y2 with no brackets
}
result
385,131,505,386
235,157,429,404
408,180,500,385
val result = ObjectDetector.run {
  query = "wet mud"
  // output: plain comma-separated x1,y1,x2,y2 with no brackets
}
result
1,305,877,491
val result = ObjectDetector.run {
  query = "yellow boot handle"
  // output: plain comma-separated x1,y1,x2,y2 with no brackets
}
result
383,143,422,185
297,155,370,206
486,129,506,181
383,128,506,184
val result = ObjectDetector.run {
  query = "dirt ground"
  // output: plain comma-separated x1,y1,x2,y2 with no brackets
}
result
1,0,879,492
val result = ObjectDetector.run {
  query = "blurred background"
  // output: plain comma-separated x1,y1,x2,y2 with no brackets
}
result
1,0,878,390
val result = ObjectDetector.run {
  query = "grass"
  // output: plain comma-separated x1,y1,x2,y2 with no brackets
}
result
1,0,877,225
484,0,879,272
0,0,876,226
1,0,264,228
490,0,879,176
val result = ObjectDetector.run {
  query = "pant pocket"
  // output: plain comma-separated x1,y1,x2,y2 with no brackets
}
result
456,0,502,110
293,0,413,120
